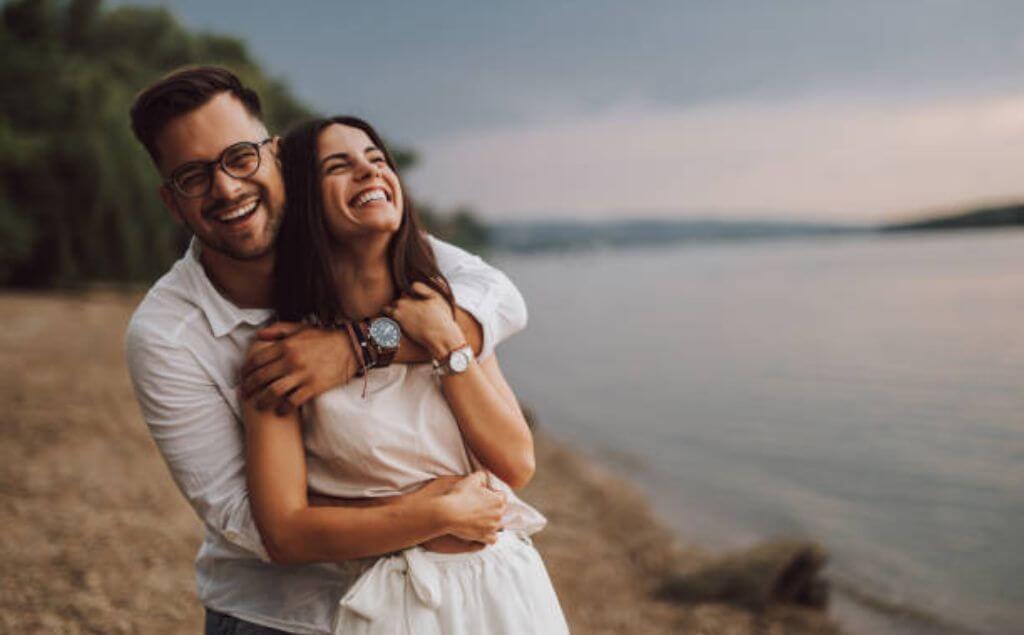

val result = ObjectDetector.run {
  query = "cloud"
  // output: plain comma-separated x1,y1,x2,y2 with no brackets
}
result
405,93,1024,223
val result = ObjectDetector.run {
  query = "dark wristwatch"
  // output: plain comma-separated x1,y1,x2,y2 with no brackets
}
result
364,317,401,368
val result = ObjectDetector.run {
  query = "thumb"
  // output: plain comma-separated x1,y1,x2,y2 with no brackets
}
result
257,321,305,340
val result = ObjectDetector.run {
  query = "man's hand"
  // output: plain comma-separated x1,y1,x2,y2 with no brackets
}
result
241,322,358,412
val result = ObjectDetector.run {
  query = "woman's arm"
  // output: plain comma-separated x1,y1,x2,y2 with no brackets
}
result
439,355,535,488
243,398,507,565
388,282,536,489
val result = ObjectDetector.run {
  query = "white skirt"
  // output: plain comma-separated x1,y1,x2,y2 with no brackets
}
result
334,531,570,635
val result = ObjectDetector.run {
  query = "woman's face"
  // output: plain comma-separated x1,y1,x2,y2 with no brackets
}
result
317,124,404,242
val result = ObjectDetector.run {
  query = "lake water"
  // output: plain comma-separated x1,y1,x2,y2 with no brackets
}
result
495,229,1024,635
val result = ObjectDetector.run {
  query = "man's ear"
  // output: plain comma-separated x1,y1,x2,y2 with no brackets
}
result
270,135,282,165
158,184,184,225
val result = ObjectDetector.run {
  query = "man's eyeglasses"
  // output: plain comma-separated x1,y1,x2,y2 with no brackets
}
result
165,138,272,198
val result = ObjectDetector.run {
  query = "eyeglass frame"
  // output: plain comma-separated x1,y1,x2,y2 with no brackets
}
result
164,137,273,199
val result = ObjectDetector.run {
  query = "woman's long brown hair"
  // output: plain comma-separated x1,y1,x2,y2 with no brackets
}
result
274,115,454,324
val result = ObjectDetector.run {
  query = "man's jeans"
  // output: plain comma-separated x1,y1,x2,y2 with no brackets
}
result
204,608,293,634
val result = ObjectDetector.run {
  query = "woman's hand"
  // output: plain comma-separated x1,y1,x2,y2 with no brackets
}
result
437,471,507,545
386,281,466,360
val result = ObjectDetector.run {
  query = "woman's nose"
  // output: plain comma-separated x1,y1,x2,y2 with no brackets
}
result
354,159,380,180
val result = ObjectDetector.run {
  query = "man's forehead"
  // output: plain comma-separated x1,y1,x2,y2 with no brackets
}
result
155,93,268,171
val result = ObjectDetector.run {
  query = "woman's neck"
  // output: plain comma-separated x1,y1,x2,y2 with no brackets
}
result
332,233,396,320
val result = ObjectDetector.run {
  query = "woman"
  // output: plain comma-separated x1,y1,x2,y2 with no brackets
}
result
243,116,569,634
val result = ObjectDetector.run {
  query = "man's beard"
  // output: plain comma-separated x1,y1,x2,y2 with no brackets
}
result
178,194,282,262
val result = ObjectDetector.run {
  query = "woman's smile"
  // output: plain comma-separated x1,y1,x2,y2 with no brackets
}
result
318,123,404,239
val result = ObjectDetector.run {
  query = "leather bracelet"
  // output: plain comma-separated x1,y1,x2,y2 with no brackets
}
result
344,322,370,399
351,320,374,369
343,322,367,378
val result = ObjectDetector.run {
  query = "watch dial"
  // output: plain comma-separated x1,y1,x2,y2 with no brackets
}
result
371,318,401,348
450,350,470,372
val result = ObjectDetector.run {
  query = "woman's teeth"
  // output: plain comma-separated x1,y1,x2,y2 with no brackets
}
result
353,189,387,207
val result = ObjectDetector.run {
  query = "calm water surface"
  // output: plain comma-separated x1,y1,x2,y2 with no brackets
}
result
496,229,1024,635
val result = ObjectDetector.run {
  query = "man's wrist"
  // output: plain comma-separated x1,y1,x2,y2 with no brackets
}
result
333,327,361,381
431,493,458,534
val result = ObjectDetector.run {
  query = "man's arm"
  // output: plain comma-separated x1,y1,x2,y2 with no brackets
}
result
241,236,527,410
427,235,527,361
125,324,271,560
125,324,502,563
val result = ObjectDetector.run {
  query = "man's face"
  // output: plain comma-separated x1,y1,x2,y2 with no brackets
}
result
155,93,285,262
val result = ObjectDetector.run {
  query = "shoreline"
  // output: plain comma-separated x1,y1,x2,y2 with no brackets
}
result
1,291,841,633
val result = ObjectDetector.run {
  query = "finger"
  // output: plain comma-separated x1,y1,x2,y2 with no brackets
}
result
256,321,306,341
381,303,396,316
241,359,291,397
285,385,316,410
410,281,436,298
242,342,286,377
255,374,305,411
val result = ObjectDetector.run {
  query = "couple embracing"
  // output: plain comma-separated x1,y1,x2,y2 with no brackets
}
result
124,66,569,634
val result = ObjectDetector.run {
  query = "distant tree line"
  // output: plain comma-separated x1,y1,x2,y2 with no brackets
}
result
0,0,488,288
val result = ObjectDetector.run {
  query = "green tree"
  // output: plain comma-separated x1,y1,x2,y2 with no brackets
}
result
0,0,314,286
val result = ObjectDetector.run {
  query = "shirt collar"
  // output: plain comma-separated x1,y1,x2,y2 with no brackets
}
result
181,238,274,338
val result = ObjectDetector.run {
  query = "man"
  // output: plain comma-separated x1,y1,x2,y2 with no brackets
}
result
124,66,527,634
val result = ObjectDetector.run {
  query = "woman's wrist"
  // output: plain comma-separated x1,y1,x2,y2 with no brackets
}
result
424,321,467,361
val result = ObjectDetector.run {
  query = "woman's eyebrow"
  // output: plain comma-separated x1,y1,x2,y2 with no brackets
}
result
320,152,350,167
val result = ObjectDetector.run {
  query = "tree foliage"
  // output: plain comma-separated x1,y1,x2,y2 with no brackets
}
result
0,0,492,286
0,0,314,286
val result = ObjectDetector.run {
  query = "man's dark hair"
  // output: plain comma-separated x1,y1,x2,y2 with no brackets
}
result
130,65,263,164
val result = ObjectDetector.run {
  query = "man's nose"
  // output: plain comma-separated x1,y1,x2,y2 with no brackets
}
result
209,165,244,200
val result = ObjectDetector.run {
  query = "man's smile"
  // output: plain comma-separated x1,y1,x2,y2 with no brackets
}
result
206,195,262,226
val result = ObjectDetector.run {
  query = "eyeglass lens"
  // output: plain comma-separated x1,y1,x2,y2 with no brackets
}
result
173,142,262,197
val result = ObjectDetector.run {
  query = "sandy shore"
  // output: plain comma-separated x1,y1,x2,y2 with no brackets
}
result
0,291,842,634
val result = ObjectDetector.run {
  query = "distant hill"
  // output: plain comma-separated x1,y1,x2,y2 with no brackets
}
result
884,202,1024,232
488,219,862,253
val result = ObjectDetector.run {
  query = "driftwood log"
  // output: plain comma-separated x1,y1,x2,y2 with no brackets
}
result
656,539,830,611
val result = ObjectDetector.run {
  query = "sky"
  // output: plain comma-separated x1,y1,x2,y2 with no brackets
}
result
124,1,1024,223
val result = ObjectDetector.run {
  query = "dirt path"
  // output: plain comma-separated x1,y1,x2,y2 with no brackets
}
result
0,291,840,634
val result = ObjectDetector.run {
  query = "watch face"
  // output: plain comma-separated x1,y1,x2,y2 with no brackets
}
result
449,350,470,373
370,317,401,349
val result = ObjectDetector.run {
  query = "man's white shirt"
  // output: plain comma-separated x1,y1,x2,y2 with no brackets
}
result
124,236,527,634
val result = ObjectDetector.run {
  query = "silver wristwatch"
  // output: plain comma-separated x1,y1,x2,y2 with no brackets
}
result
433,345,475,377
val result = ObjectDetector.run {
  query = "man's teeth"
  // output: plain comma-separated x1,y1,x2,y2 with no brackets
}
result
219,200,259,221
354,189,387,207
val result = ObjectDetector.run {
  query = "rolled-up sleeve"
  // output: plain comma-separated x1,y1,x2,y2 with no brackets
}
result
428,236,528,359
124,322,270,562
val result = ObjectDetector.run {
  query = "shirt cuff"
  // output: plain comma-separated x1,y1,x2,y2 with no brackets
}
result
223,503,272,563
449,281,500,361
